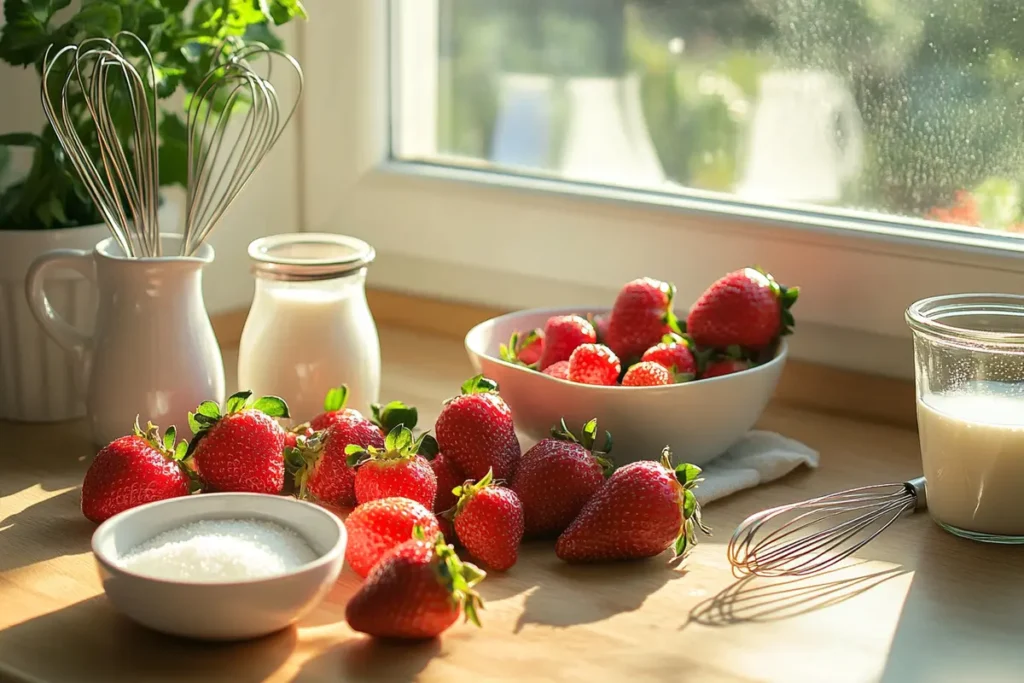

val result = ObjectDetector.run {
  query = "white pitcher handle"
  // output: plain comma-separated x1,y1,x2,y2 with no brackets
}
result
834,89,865,182
25,249,96,357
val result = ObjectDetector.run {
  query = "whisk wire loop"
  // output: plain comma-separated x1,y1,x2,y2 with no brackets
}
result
728,480,923,577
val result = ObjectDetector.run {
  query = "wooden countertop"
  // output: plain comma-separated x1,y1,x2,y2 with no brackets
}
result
3,324,1024,683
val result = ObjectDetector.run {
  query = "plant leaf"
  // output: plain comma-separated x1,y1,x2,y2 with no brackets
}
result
157,113,189,185
0,0,50,67
69,3,123,37
173,441,188,461
187,412,200,435
323,385,348,412
251,395,290,418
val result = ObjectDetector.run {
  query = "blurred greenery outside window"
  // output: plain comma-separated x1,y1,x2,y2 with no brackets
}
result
419,0,1024,235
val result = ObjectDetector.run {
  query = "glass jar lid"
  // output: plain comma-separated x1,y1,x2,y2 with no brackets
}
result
247,233,375,281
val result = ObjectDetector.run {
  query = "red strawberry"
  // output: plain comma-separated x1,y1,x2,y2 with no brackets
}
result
283,423,314,451
310,385,376,434
702,358,752,379
511,419,611,537
556,448,710,562
289,400,386,507
622,361,673,387
590,313,611,344
541,360,570,380
499,329,544,367
642,336,697,379
345,528,485,639
435,375,521,481
349,426,438,508
429,452,465,513
344,497,439,578
567,343,621,386
606,278,680,362
188,391,289,494
537,315,596,370
81,420,193,523
687,268,799,350
290,417,380,507
435,512,458,546
453,469,524,571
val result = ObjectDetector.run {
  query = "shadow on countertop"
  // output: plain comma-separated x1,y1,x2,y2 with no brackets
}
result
0,487,93,574
0,596,297,683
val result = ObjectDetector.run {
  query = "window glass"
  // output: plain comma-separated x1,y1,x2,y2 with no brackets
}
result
395,0,1024,235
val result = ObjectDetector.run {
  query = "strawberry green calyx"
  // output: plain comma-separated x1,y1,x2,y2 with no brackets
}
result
499,330,541,368
661,282,685,336
549,418,614,476
287,430,329,500
461,375,499,395
417,433,440,458
371,400,418,434
344,424,431,468
133,416,201,492
750,266,800,337
412,525,486,627
322,385,349,412
658,448,712,560
186,391,289,456
452,467,496,515
188,390,290,435
133,416,188,462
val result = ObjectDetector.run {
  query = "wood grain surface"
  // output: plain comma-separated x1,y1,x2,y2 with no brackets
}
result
2,324,1022,683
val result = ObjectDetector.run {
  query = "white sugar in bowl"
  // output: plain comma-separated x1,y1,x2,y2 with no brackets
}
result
91,493,346,641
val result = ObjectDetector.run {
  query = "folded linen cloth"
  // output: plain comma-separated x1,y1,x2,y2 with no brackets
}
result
694,430,819,505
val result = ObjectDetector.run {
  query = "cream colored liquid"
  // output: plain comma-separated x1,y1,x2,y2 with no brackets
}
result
918,384,1024,536
238,285,381,421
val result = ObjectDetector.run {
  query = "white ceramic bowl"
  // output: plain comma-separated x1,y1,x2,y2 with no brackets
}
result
466,307,787,466
91,493,346,641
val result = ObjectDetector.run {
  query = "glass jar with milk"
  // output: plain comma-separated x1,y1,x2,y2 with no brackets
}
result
907,294,1024,543
238,234,381,422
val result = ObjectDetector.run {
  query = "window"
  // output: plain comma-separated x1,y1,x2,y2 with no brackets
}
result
302,2,1024,378
398,0,1024,236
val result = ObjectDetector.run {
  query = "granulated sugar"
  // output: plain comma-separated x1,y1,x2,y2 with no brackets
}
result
119,518,318,582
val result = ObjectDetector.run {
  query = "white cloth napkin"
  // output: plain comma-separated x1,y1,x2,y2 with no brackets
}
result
694,430,820,505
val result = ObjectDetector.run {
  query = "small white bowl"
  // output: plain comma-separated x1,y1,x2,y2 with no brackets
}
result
91,493,346,641
466,307,787,466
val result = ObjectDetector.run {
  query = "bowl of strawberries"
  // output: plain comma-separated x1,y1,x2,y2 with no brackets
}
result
465,268,797,465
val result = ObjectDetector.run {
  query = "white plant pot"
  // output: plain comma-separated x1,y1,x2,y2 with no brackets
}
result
0,202,179,422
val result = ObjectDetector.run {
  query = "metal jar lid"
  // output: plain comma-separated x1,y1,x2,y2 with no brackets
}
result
247,233,375,282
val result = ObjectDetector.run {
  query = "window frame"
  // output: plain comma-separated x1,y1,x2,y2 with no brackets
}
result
300,0,1024,379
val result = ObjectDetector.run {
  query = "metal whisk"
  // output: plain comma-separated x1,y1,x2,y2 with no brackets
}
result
41,33,161,257
728,477,927,577
180,42,302,256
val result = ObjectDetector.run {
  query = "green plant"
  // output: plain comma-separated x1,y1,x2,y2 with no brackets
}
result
0,0,306,230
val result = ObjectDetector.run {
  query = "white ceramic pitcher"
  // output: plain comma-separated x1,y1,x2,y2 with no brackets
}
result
736,69,864,204
25,234,225,446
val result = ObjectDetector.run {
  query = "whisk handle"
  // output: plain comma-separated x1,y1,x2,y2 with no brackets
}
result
905,476,927,511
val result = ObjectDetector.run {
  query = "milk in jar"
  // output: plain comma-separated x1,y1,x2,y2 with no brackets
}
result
918,383,1024,537
238,234,381,421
